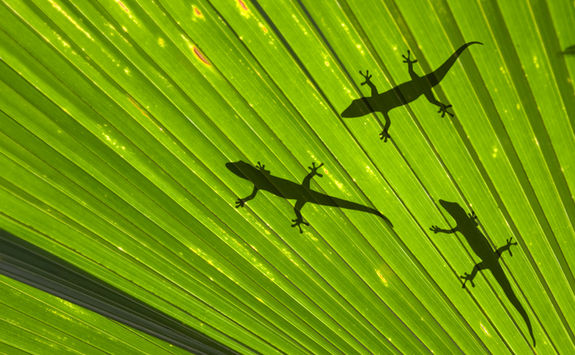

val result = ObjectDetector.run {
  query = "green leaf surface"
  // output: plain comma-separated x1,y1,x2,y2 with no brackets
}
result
0,274,185,354
1,0,574,353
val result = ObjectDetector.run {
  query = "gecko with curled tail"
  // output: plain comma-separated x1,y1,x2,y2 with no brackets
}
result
341,42,482,141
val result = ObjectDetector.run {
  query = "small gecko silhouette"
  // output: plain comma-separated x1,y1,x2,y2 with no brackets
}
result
341,42,482,141
563,45,575,55
227,161,392,232
430,199,535,346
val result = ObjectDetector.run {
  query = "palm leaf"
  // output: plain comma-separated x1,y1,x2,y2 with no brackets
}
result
1,0,575,353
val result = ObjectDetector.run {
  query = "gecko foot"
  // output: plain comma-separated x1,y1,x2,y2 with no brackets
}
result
359,70,372,86
506,237,518,248
291,217,310,233
429,225,441,233
506,238,518,257
308,162,324,177
235,198,246,208
497,238,518,257
379,129,390,142
468,211,479,226
254,161,270,175
402,50,418,65
438,104,454,118
460,272,475,288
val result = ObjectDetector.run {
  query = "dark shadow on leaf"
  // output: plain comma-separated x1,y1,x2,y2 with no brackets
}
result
563,45,575,55
430,200,535,346
0,229,240,354
341,42,482,141
227,160,392,233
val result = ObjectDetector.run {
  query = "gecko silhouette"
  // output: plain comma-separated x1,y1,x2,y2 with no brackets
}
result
341,42,482,141
430,199,535,346
563,45,575,55
226,161,392,232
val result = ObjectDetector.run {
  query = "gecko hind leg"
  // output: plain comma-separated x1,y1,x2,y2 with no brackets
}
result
291,200,309,233
379,111,391,142
424,90,454,117
460,262,485,288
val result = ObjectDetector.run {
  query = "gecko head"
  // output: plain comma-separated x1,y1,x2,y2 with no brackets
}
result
439,199,467,219
226,161,252,179
341,97,375,117
226,161,265,181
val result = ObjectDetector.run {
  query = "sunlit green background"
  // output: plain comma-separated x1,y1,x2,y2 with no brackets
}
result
1,0,575,353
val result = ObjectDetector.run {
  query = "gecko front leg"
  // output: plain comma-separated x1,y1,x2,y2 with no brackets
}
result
359,70,378,97
402,50,420,80
255,161,270,174
301,162,324,189
430,225,458,234
496,238,518,257
235,186,258,208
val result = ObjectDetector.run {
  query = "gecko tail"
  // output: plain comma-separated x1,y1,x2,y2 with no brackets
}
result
493,269,535,346
427,41,483,86
311,193,393,227
375,211,394,228
339,201,393,228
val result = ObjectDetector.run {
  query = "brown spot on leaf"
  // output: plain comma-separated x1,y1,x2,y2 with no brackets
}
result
117,0,128,12
128,96,149,118
238,0,248,11
193,5,204,18
193,46,211,66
